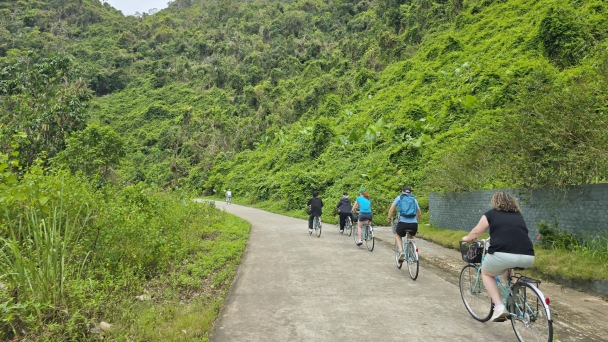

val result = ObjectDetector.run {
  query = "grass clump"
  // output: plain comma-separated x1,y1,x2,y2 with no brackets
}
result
535,221,608,281
0,168,250,340
416,223,608,281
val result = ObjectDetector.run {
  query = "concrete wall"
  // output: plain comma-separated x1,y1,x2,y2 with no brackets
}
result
428,184,608,240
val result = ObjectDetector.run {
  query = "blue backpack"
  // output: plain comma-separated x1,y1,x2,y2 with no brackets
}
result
398,194,417,219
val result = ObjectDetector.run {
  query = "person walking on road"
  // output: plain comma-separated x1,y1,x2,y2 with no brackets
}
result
351,189,372,246
388,186,422,265
307,191,323,233
336,192,353,233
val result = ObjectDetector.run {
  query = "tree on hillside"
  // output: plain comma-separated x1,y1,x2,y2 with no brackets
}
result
0,53,91,167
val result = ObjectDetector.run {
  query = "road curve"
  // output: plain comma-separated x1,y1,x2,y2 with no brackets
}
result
209,201,517,341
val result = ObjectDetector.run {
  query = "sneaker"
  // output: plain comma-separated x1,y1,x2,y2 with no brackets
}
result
398,252,405,264
308,228,313,233
339,229,344,233
357,240,363,246
491,305,509,322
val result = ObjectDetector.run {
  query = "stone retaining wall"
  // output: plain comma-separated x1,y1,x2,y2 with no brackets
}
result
428,184,608,239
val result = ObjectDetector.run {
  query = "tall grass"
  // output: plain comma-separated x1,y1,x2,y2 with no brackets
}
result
0,197,90,310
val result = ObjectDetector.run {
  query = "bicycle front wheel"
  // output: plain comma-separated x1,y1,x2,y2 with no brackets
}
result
459,264,493,322
394,240,403,269
510,282,553,342
365,225,374,251
406,241,419,280
314,216,322,238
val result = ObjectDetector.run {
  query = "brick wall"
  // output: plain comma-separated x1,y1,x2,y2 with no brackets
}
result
428,184,608,240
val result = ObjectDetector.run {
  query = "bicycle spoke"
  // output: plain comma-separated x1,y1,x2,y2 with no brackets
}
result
510,282,553,342
365,225,374,251
406,241,419,280
459,264,493,322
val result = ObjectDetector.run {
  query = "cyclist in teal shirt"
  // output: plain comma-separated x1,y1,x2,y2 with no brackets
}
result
351,189,372,246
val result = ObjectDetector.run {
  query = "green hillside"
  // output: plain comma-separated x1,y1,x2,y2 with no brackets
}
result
2,0,607,198
203,0,608,211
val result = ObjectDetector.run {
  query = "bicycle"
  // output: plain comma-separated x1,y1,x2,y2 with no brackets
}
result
459,238,553,342
351,217,373,251
357,219,374,251
310,215,322,237
394,229,419,280
344,215,353,236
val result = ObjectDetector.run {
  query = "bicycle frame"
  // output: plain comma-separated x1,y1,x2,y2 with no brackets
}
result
400,236,418,258
362,221,371,238
470,251,551,322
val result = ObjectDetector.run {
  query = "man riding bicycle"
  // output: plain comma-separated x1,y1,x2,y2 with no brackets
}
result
226,188,232,204
306,190,323,233
387,186,422,265
335,192,353,233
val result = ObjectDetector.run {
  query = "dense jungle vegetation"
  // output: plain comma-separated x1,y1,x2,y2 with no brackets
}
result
1,0,608,339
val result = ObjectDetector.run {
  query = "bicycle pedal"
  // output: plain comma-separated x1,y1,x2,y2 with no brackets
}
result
495,317,508,323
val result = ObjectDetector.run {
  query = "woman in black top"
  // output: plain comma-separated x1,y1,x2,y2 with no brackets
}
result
462,192,535,322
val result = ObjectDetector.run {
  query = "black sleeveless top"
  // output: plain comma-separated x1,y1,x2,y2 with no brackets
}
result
485,209,534,256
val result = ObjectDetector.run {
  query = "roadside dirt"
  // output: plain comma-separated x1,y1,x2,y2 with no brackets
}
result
370,226,608,342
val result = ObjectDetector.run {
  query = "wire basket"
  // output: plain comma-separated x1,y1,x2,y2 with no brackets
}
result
460,241,484,263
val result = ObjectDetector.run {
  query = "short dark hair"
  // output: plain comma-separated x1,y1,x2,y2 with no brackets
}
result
312,190,319,197
343,192,348,196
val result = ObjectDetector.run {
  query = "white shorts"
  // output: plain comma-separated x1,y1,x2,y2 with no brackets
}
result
482,252,534,275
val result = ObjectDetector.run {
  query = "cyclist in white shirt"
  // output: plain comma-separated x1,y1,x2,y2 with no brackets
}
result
226,189,232,204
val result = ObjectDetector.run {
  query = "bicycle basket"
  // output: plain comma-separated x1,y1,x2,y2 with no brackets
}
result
460,241,483,263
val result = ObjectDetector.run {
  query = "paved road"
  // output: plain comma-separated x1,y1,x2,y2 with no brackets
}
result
210,202,518,341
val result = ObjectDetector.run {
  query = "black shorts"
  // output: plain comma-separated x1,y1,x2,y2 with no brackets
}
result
396,222,418,237
358,213,373,222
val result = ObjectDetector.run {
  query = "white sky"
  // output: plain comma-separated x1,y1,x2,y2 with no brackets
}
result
102,0,171,16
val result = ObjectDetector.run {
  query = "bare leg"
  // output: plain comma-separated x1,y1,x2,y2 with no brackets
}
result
358,221,363,241
481,267,502,307
395,233,403,252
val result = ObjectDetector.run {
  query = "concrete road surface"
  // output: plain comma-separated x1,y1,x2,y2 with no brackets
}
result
209,202,524,341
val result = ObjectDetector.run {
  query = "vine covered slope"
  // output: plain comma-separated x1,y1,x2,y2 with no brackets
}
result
2,0,607,208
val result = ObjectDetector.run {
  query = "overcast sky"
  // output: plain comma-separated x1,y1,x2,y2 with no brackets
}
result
102,0,170,16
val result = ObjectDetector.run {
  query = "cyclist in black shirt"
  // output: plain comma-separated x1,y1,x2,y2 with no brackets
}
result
307,191,323,233
336,192,353,233
462,191,534,322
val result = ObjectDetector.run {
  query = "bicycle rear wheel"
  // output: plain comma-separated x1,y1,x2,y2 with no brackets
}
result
394,240,403,269
459,264,493,322
345,217,353,236
510,282,553,342
314,216,322,237
406,241,419,280
365,224,374,251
